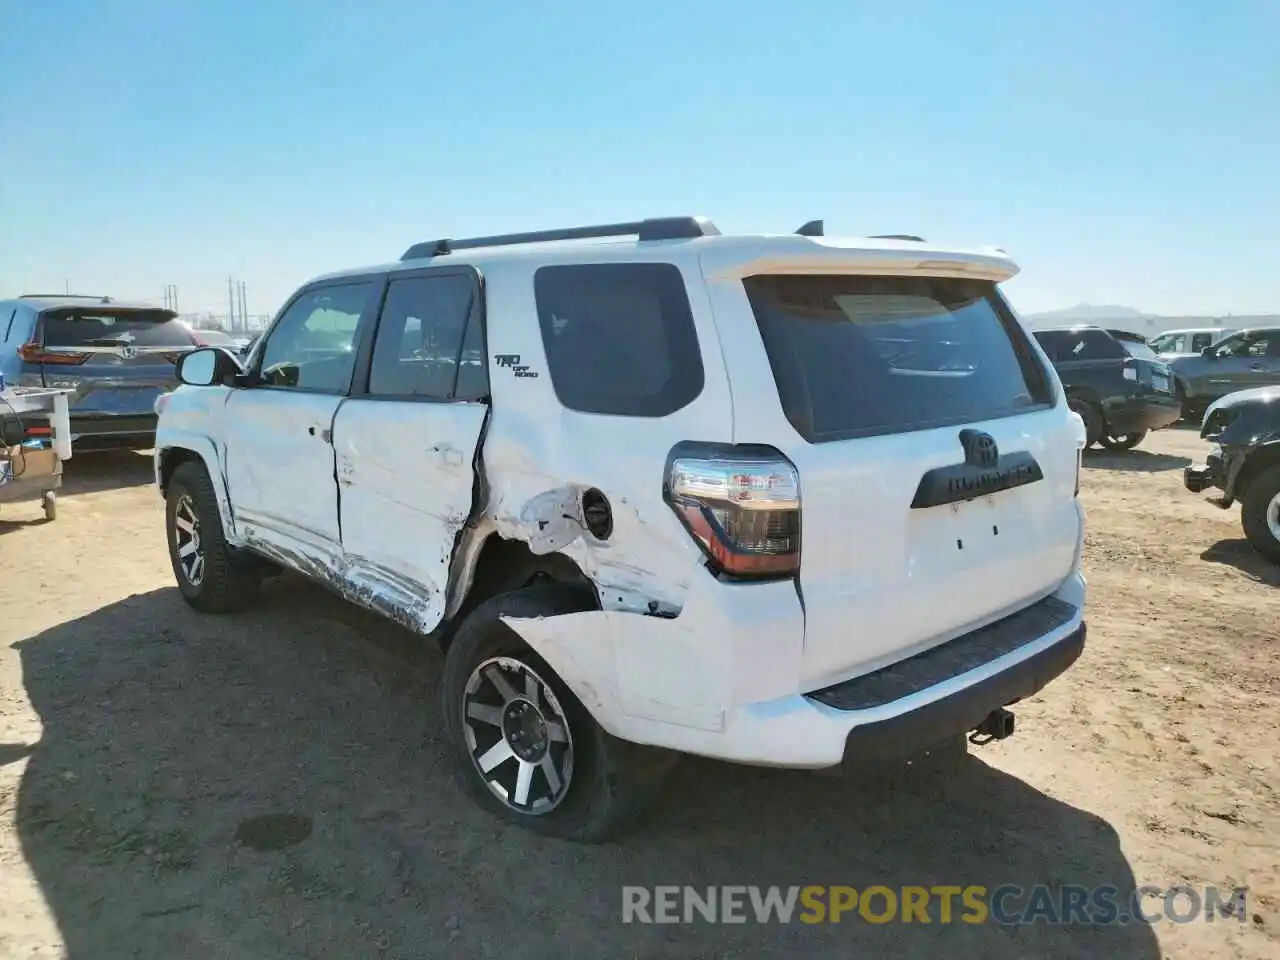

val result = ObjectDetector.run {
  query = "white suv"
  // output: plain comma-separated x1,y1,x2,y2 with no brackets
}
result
155,216,1087,841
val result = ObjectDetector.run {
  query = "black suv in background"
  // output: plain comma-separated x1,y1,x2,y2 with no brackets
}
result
1033,326,1180,449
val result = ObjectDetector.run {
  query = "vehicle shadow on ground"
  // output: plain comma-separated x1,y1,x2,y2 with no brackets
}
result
13,584,1160,959
1083,449,1192,473
59,450,155,496
1201,538,1280,586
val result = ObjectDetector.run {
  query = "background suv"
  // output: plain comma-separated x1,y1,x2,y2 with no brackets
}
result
1032,325,1180,448
1,294,195,449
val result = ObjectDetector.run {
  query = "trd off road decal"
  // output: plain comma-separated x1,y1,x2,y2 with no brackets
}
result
493,354,539,378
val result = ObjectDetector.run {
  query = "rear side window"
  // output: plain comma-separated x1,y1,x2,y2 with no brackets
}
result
534,263,704,417
743,275,1052,442
368,273,485,400
40,308,194,347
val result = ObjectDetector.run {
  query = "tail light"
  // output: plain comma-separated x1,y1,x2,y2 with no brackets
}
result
18,343,89,365
664,443,801,579
1122,358,1138,381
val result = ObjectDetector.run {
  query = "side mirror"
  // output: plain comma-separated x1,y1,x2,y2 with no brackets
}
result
176,347,243,387
1201,346,1218,358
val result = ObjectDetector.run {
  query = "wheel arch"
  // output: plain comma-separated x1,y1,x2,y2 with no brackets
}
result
441,527,597,648
1233,442,1280,503
157,441,239,544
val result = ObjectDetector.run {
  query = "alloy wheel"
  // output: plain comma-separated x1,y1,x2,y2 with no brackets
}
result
461,656,574,814
173,494,205,586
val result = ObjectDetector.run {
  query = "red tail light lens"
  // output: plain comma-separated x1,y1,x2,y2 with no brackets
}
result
664,443,801,579
17,343,89,365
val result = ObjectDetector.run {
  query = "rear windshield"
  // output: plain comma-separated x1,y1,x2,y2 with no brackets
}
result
41,308,193,348
743,275,1052,442
1120,339,1160,361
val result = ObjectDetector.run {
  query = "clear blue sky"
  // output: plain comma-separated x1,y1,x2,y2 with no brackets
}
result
2,0,1277,319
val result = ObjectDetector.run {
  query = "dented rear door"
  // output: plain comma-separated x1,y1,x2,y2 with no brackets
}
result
331,268,489,634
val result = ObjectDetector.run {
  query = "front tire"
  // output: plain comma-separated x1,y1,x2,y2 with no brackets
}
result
441,587,675,842
1099,430,1148,450
165,461,259,613
1240,465,1280,564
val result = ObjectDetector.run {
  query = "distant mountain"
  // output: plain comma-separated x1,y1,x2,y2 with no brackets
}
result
1024,304,1152,323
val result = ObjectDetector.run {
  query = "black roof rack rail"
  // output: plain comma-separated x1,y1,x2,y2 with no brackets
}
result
400,216,720,261
795,219,824,236
19,293,112,301
868,234,926,242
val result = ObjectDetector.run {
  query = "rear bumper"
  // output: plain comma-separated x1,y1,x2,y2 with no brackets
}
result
1106,395,1181,435
504,568,1087,768
1184,446,1238,506
70,414,157,449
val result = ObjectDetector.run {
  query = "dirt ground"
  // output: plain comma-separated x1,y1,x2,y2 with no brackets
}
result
0,428,1275,959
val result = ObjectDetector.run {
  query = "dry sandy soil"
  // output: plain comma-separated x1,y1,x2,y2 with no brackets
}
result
0,428,1275,959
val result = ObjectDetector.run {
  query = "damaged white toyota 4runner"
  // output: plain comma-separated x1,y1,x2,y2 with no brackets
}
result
154,216,1087,841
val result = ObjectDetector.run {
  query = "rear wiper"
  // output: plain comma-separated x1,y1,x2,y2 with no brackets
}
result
83,337,135,346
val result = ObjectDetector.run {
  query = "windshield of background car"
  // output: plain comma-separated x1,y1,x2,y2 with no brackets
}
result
743,274,1053,441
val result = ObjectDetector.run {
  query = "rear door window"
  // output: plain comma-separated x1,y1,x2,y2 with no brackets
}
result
743,274,1051,442
40,308,194,347
534,263,704,417
367,273,485,400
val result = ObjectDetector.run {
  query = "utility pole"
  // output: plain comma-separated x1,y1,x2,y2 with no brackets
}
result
163,284,179,311
64,280,70,295
238,282,248,331
227,276,236,331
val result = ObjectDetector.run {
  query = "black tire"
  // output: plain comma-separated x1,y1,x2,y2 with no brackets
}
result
165,461,259,613
1068,397,1103,448
441,586,675,842
1176,382,1203,423
1240,465,1280,565
1099,430,1148,451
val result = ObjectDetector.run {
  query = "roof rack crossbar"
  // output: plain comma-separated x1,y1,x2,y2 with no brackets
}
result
868,234,926,242
19,293,112,301
399,216,719,261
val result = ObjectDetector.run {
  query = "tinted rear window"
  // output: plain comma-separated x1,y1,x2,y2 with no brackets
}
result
534,263,704,417
41,309,193,347
1034,329,1125,361
743,275,1051,442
